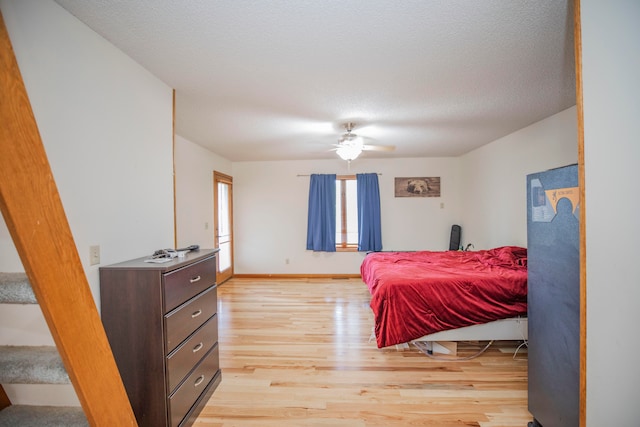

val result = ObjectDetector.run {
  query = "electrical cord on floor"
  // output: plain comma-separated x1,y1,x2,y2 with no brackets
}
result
513,340,528,360
513,324,529,360
512,320,529,360
412,340,494,361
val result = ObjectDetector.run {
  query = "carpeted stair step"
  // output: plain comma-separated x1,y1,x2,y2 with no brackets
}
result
0,346,69,384
0,405,88,426
0,275,85,425
0,272,37,304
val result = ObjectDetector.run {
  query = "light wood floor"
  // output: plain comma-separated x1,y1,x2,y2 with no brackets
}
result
195,278,531,427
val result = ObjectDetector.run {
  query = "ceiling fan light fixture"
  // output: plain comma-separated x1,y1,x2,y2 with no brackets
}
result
336,144,362,161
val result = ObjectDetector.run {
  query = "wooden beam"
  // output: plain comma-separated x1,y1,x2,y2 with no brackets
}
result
0,10,137,426
573,0,587,426
172,88,177,249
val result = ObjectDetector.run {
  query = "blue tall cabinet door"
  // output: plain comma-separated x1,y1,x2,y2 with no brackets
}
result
526,164,580,427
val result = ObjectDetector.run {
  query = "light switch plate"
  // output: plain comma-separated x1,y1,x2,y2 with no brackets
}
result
89,245,100,265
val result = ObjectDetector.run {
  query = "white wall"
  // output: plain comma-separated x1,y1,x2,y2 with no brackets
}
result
174,134,232,249
0,0,174,284
0,0,174,405
459,106,578,249
581,1,640,425
232,157,462,274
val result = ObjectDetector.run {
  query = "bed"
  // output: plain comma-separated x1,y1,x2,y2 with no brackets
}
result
361,246,528,349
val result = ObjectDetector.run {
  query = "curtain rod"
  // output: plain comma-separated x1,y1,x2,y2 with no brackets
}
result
296,173,382,177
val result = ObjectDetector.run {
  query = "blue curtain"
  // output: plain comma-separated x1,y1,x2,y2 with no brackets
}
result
357,173,382,251
306,174,336,252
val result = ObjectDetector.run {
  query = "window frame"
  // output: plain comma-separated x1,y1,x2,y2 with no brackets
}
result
336,174,358,252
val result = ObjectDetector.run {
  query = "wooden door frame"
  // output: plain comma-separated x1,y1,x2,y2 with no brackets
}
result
213,171,233,283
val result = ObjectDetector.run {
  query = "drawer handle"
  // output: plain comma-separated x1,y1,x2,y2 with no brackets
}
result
193,342,204,353
191,309,202,318
189,276,201,283
194,375,205,387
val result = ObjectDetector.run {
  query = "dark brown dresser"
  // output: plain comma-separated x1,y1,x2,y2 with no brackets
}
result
100,249,221,427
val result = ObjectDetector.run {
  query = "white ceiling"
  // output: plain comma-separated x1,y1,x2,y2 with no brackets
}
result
54,0,576,162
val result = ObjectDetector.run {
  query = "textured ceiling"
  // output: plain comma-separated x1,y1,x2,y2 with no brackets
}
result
54,0,576,162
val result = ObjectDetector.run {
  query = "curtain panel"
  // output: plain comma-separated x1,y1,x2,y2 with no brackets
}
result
357,173,383,252
306,174,336,252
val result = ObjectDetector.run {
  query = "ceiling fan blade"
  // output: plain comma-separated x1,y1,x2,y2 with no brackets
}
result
362,144,395,152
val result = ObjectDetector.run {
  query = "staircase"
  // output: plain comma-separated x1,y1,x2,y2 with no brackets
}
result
1,9,137,426
0,273,87,426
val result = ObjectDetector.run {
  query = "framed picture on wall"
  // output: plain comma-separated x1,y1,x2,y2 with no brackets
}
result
394,177,441,197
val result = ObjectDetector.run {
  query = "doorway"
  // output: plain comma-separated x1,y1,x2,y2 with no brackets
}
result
213,171,233,283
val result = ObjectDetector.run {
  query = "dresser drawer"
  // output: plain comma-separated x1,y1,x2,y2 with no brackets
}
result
166,314,218,393
168,344,220,427
164,256,216,313
165,286,217,353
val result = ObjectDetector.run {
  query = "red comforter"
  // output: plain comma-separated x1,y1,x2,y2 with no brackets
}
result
361,246,528,348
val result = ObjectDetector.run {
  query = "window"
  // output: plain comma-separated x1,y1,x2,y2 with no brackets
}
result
336,175,358,251
306,172,381,253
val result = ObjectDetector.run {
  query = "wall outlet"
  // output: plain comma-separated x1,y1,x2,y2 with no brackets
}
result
285,258,290,265
89,245,100,266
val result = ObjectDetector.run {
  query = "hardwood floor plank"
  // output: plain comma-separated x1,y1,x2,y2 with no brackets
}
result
195,278,531,426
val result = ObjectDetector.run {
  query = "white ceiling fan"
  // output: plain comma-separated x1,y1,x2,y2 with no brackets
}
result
334,122,395,162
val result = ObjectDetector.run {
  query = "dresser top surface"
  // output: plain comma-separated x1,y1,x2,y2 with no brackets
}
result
100,248,219,272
